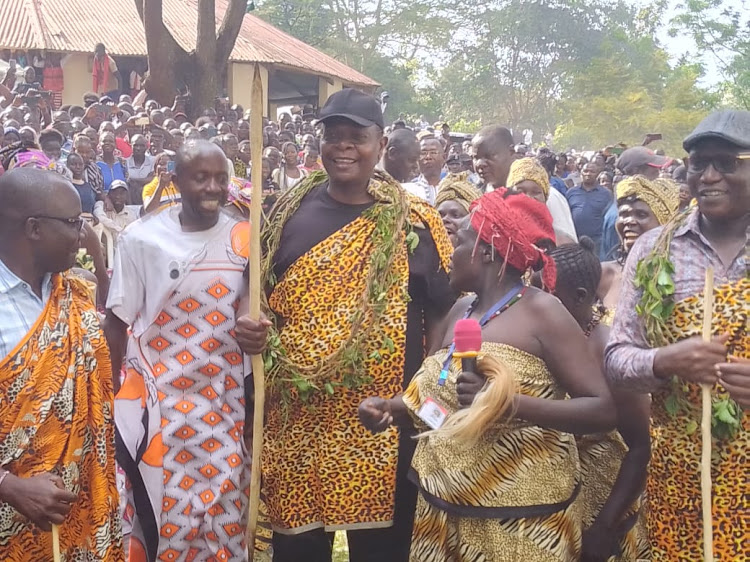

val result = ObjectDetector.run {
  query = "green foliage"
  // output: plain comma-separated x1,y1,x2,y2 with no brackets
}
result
256,0,722,146
671,0,750,109
554,29,718,155
260,170,414,410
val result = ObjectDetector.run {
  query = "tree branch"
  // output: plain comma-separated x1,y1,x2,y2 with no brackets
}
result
216,0,248,63
142,0,187,59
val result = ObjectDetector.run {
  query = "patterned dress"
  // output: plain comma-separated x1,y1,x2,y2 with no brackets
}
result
646,278,748,561
403,342,582,562
0,274,123,560
577,432,649,561
110,208,254,561
605,211,748,561
577,311,649,561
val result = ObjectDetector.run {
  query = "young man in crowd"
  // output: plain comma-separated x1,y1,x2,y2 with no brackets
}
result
565,162,612,253
104,141,269,561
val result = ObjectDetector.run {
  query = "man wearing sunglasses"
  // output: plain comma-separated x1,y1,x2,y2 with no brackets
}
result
605,109,750,560
0,168,123,559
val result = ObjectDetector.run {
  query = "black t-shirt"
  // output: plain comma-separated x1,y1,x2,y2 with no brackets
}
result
272,183,456,387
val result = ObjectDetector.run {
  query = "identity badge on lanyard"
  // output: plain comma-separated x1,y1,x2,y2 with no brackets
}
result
417,397,449,430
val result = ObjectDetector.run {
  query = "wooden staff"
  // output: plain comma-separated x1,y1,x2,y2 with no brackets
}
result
246,63,266,558
700,266,715,562
52,524,61,562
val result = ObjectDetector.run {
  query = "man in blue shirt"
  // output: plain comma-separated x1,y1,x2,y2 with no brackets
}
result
565,163,612,254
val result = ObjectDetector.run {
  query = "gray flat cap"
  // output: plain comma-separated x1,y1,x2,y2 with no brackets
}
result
683,110,750,152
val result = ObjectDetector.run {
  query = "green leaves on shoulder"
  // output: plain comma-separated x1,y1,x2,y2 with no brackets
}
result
635,255,675,346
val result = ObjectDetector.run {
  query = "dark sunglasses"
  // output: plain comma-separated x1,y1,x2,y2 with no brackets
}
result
687,152,750,175
31,215,85,231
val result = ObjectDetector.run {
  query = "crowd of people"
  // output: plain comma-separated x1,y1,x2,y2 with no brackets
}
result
0,78,747,562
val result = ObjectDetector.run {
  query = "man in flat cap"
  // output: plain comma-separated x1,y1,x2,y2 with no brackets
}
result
605,109,750,561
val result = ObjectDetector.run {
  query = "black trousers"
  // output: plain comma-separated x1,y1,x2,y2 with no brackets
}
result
272,431,418,562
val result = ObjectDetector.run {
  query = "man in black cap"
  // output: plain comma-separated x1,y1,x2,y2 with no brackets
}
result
616,146,669,180
246,88,455,561
605,109,750,560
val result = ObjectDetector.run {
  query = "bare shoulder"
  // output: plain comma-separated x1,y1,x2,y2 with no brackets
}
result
598,260,621,299
524,287,580,331
525,286,566,314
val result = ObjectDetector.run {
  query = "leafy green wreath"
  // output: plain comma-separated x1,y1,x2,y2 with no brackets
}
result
260,171,419,413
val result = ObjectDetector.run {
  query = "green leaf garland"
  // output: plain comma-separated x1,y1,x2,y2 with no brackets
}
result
260,171,417,413
635,212,742,440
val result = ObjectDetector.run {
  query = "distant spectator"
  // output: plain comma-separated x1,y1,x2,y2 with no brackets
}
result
566,163,612,253
272,141,307,190
92,44,121,97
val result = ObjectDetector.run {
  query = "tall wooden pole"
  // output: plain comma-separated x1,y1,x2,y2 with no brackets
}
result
700,267,715,562
246,63,265,558
52,524,61,562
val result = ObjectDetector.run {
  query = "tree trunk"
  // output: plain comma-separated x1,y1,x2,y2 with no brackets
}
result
183,53,225,119
136,0,246,115
139,0,189,106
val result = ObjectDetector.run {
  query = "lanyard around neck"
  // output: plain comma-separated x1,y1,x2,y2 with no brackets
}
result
437,282,526,386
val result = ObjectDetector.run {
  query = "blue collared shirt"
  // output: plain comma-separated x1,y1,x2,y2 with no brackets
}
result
565,184,612,243
600,201,620,261
0,259,52,361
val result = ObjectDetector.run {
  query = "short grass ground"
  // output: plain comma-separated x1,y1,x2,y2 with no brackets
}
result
254,531,349,561
332,531,349,561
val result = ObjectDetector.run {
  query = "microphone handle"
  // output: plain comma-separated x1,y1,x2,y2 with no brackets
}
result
461,356,478,375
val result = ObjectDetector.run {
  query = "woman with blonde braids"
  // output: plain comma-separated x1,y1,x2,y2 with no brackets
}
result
434,172,482,244
508,157,578,244
599,175,679,321
360,189,616,562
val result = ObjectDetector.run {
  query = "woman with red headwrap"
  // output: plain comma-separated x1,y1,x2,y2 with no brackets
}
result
360,189,616,561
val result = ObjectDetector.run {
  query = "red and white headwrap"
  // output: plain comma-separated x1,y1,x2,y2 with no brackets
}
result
470,188,558,290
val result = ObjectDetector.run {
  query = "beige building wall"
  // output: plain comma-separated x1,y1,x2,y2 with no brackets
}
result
61,53,91,106
318,76,343,106
229,62,269,117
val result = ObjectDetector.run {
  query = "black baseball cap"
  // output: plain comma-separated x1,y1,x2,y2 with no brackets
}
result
683,110,750,152
616,146,669,175
317,89,384,129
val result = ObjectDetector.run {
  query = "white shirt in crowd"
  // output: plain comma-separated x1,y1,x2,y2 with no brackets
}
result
547,188,578,243
93,202,140,242
403,175,438,206
126,154,156,182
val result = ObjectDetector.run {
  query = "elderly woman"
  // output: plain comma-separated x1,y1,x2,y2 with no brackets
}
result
434,172,482,244
507,157,578,245
598,175,679,320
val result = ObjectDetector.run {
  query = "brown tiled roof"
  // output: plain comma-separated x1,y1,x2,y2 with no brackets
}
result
0,0,378,86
